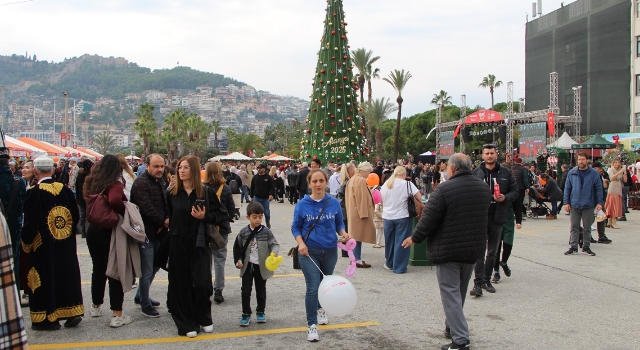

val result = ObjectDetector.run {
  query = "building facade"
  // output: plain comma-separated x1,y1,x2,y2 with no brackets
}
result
526,0,631,135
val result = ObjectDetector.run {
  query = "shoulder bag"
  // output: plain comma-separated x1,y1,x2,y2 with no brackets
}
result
86,187,119,228
288,198,329,269
204,185,226,250
406,181,424,218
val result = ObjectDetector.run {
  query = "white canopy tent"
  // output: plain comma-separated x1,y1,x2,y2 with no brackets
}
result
270,155,292,161
207,155,224,162
125,155,140,161
5,135,48,158
220,152,252,161
546,132,578,150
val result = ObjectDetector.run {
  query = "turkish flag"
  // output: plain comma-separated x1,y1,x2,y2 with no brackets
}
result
453,123,461,139
547,112,554,136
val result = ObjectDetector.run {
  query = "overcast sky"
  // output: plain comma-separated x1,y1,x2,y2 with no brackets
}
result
0,0,570,118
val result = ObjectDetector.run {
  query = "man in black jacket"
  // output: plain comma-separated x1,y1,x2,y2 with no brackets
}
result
403,153,490,350
129,154,168,318
511,158,527,223
296,162,311,200
470,144,518,296
287,165,299,204
251,163,275,228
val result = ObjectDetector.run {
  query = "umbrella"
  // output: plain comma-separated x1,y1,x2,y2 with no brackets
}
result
220,152,252,161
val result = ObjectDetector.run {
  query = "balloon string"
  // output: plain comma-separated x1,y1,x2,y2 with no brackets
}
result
308,256,326,277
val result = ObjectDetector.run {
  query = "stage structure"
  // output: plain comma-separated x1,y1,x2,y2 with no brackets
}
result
434,72,583,161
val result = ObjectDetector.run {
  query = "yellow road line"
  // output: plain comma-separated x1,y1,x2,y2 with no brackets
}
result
30,320,380,349
517,231,541,237
80,273,303,285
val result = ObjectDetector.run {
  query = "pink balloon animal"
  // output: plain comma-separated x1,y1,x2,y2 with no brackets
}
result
337,238,358,278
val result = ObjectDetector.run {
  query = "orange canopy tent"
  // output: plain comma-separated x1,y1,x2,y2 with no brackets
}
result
74,146,102,159
17,137,67,156
4,138,31,157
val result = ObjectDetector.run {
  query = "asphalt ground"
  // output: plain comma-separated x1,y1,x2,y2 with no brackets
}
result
24,201,640,349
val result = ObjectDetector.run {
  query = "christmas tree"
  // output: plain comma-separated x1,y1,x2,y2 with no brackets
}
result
301,0,367,163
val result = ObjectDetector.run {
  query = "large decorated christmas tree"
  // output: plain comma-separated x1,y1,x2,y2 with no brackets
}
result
300,0,367,163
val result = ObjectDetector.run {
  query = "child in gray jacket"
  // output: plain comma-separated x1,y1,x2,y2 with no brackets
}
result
232,202,280,327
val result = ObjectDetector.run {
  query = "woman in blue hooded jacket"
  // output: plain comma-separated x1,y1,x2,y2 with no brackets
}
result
291,168,350,342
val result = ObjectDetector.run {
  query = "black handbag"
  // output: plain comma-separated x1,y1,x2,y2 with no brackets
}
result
288,199,329,269
407,181,418,217
204,185,226,250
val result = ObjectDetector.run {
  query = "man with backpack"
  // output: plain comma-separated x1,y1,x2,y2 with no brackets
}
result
226,167,242,220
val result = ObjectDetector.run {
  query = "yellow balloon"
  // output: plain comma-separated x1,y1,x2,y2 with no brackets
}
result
265,252,283,271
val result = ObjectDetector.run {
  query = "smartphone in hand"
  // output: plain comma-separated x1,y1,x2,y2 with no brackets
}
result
194,199,206,209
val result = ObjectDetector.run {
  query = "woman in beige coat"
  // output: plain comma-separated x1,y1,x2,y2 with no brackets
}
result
346,162,376,268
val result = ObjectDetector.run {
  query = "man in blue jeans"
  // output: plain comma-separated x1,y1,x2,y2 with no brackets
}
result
129,154,168,318
251,163,275,229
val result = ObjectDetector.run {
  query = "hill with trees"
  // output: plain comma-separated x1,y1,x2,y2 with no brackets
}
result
0,54,244,101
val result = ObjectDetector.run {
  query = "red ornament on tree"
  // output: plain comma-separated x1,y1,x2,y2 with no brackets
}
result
332,12,337,16
343,76,348,80
319,80,323,84
344,22,348,26
338,102,342,106
331,70,335,74
346,117,351,121
339,86,344,90
320,69,325,74
331,30,336,35
317,99,322,103
325,131,329,136
331,56,336,60
354,85,358,90
331,122,335,126
343,55,348,59
341,35,345,39
337,62,341,66
361,125,366,129
306,154,311,158
331,87,335,91
330,114,335,118
337,157,341,161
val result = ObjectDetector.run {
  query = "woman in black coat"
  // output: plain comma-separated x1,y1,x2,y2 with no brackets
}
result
538,173,563,218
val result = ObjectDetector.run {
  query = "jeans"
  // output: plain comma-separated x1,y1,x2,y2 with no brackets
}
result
78,202,87,237
86,224,124,311
544,199,558,215
570,207,595,250
352,241,363,262
439,262,474,346
253,197,271,223
299,247,338,326
241,263,266,315
383,217,413,273
473,218,504,285
240,185,250,203
212,235,228,291
134,240,161,308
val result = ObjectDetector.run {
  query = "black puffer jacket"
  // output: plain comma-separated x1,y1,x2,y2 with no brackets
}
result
206,184,235,235
511,163,526,192
411,170,491,264
472,163,519,224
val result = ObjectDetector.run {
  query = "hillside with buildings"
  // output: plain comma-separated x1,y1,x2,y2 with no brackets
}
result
0,54,309,150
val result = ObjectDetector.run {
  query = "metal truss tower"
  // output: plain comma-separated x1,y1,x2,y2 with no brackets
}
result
506,82,514,155
435,106,441,163
573,86,582,139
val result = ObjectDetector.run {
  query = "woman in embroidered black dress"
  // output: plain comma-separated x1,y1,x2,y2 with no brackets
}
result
167,155,224,337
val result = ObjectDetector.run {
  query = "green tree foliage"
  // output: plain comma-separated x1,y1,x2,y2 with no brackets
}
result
363,98,396,160
133,103,158,155
478,74,503,110
229,134,263,156
93,130,116,154
15,57,244,101
383,69,412,162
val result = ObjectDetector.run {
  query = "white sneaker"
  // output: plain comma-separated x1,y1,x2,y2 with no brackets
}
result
110,315,132,328
307,324,319,342
186,331,197,338
317,309,328,325
20,293,29,307
90,305,102,317
202,325,213,333
383,264,391,270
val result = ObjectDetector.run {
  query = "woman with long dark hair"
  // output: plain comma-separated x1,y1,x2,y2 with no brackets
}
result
203,161,234,304
83,154,131,328
75,159,94,238
167,155,224,337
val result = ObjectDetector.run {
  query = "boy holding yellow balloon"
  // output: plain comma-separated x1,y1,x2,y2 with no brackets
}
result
232,202,281,327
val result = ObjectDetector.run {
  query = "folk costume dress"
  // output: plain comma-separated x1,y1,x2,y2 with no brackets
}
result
21,178,83,326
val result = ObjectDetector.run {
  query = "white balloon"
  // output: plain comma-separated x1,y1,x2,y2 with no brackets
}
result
317,275,358,317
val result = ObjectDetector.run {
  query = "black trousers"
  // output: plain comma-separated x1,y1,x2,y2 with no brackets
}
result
474,218,504,285
514,189,525,224
86,224,124,311
241,263,266,315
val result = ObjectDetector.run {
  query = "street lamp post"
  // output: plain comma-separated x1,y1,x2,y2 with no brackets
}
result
63,92,69,147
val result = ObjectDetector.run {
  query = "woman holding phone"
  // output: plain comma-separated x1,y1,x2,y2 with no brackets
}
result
167,155,225,338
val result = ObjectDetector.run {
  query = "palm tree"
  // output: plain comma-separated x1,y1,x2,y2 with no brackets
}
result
133,103,157,155
365,64,381,102
93,131,116,155
478,74,503,110
229,134,263,156
210,120,222,149
431,90,453,118
363,98,397,160
350,48,380,105
383,69,412,161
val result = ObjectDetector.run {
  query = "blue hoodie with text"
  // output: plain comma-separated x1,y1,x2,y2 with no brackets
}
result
291,194,344,249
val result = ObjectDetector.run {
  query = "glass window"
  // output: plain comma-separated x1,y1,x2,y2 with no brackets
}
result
637,75,640,96
637,36,640,57
637,1,640,18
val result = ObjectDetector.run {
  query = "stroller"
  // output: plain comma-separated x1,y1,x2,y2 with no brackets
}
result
526,186,551,218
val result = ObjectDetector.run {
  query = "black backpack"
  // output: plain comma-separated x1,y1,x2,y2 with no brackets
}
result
227,175,240,194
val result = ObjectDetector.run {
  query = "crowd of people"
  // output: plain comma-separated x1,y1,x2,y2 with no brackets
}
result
0,143,636,349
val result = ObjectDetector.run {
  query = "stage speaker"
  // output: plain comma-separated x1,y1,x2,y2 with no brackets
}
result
461,127,473,143
498,125,507,143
